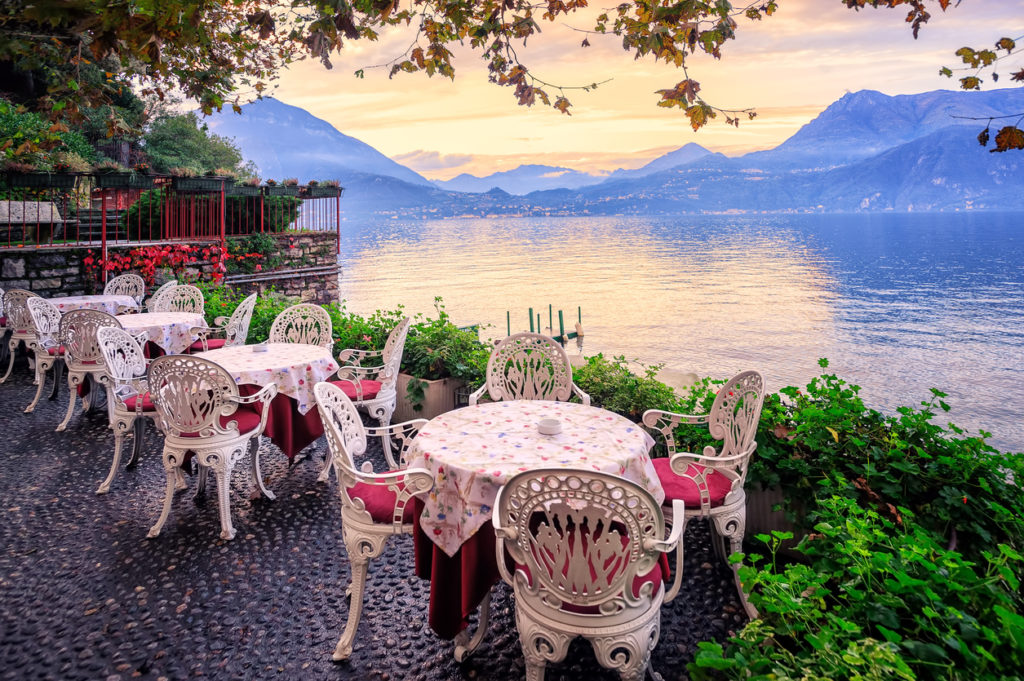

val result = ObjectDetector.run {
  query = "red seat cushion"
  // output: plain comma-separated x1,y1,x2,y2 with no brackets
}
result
181,404,262,437
652,457,733,508
188,338,227,352
347,480,416,524
122,393,157,412
330,379,382,401
46,345,65,356
0,316,6,327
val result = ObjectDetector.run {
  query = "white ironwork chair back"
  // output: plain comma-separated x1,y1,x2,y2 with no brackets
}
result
96,326,147,386
26,297,62,350
471,332,589,406
59,310,122,370
497,470,665,614
147,355,241,439
269,303,332,348
146,280,178,312
316,380,369,480
104,273,146,304
161,284,204,315
3,289,38,335
380,317,411,385
223,293,258,347
0,286,5,320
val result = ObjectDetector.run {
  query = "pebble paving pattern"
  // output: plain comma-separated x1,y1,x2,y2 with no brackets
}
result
0,353,745,680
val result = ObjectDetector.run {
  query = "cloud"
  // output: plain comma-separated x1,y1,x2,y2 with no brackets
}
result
392,150,475,171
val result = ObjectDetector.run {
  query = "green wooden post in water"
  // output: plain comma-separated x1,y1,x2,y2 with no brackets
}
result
507,310,511,336
528,307,534,333
549,304,553,336
558,310,565,341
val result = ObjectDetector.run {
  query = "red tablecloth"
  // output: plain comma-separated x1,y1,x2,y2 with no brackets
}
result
238,384,324,460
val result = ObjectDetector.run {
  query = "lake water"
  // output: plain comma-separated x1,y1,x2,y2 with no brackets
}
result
335,212,1024,452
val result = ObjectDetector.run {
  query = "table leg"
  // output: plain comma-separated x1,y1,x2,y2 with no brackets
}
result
453,590,493,662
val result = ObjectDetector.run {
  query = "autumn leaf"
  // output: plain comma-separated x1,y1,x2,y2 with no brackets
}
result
553,96,571,115
977,127,990,146
684,103,714,131
959,75,982,90
991,126,1024,153
996,37,1016,53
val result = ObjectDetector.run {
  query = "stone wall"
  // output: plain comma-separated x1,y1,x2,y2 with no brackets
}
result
0,231,339,303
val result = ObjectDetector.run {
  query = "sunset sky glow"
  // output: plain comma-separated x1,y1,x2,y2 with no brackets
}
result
264,0,1023,179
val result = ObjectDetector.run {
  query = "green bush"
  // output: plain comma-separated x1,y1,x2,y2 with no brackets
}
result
225,233,281,274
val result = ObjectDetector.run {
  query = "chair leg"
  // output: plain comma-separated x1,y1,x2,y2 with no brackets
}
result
518,617,572,681
48,360,63,400
126,418,145,468
664,515,689,603
204,449,237,540
56,373,80,431
333,556,370,660
712,510,758,619
590,617,660,681
147,450,182,538
375,404,395,468
454,591,492,662
24,357,51,413
97,417,130,494
0,338,17,383
317,449,334,483
250,437,275,500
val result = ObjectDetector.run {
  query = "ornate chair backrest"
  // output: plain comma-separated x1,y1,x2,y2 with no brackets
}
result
705,370,766,483
496,469,666,614
59,309,122,369
379,317,411,388
224,293,258,347
26,297,62,349
104,273,146,304
148,355,241,439
485,332,574,403
314,382,370,492
162,284,204,315
96,326,147,386
147,280,178,311
0,286,5,320
3,289,39,334
269,304,333,348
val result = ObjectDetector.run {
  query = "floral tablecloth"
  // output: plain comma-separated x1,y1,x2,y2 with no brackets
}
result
193,342,339,415
407,400,664,557
117,312,204,355
51,295,138,316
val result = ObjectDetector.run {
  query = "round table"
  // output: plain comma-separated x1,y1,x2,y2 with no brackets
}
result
117,312,205,355
408,399,664,556
50,294,138,315
193,343,339,459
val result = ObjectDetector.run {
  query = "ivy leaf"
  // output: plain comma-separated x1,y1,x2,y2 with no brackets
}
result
991,126,1024,153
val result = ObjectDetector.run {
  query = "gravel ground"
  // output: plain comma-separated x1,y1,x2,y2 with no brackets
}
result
0,352,745,681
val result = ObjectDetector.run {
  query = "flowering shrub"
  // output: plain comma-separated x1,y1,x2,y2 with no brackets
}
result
83,243,227,286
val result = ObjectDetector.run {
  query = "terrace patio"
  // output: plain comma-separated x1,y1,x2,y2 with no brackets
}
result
0,357,745,681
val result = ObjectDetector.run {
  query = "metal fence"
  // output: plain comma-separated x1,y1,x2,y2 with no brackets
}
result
0,173,343,257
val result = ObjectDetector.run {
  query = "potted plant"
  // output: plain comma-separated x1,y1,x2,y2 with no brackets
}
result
171,167,223,193
263,178,289,196
303,178,344,198
93,158,154,189
276,177,301,197
4,159,78,190
228,176,263,197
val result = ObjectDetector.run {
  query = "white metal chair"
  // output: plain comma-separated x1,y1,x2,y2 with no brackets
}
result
313,381,431,660
268,303,332,349
642,370,765,616
493,469,684,681
104,273,146,306
25,297,65,413
95,326,158,494
0,289,40,384
56,309,124,431
0,286,7,371
145,280,178,312
188,293,258,352
160,284,204,315
146,354,276,540
326,317,411,474
469,332,590,406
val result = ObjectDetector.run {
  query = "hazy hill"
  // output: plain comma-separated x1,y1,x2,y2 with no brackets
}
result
434,164,606,195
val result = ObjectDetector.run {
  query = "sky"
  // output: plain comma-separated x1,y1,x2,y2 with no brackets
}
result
266,0,1024,180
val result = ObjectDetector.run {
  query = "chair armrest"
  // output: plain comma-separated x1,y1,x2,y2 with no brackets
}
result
468,384,487,406
213,315,229,326
571,383,591,406
669,448,751,472
643,499,686,602
642,408,709,429
337,347,384,367
341,466,433,532
334,365,385,392
492,507,519,587
233,382,278,405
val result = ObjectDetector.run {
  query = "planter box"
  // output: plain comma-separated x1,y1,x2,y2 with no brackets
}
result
7,172,78,190
302,185,343,199
172,176,225,193
227,184,263,197
95,173,154,189
264,185,301,197
394,373,466,423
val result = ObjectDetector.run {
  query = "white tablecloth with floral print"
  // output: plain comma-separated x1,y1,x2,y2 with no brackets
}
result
51,294,138,315
117,312,204,355
193,342,339,415
407,400,664,556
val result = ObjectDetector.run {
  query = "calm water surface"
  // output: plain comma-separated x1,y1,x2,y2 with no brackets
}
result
336,213,1024,452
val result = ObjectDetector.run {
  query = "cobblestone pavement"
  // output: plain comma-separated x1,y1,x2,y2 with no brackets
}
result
0,354,746,681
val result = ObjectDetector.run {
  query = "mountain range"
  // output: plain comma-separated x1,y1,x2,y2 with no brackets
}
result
205,88,1024,217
